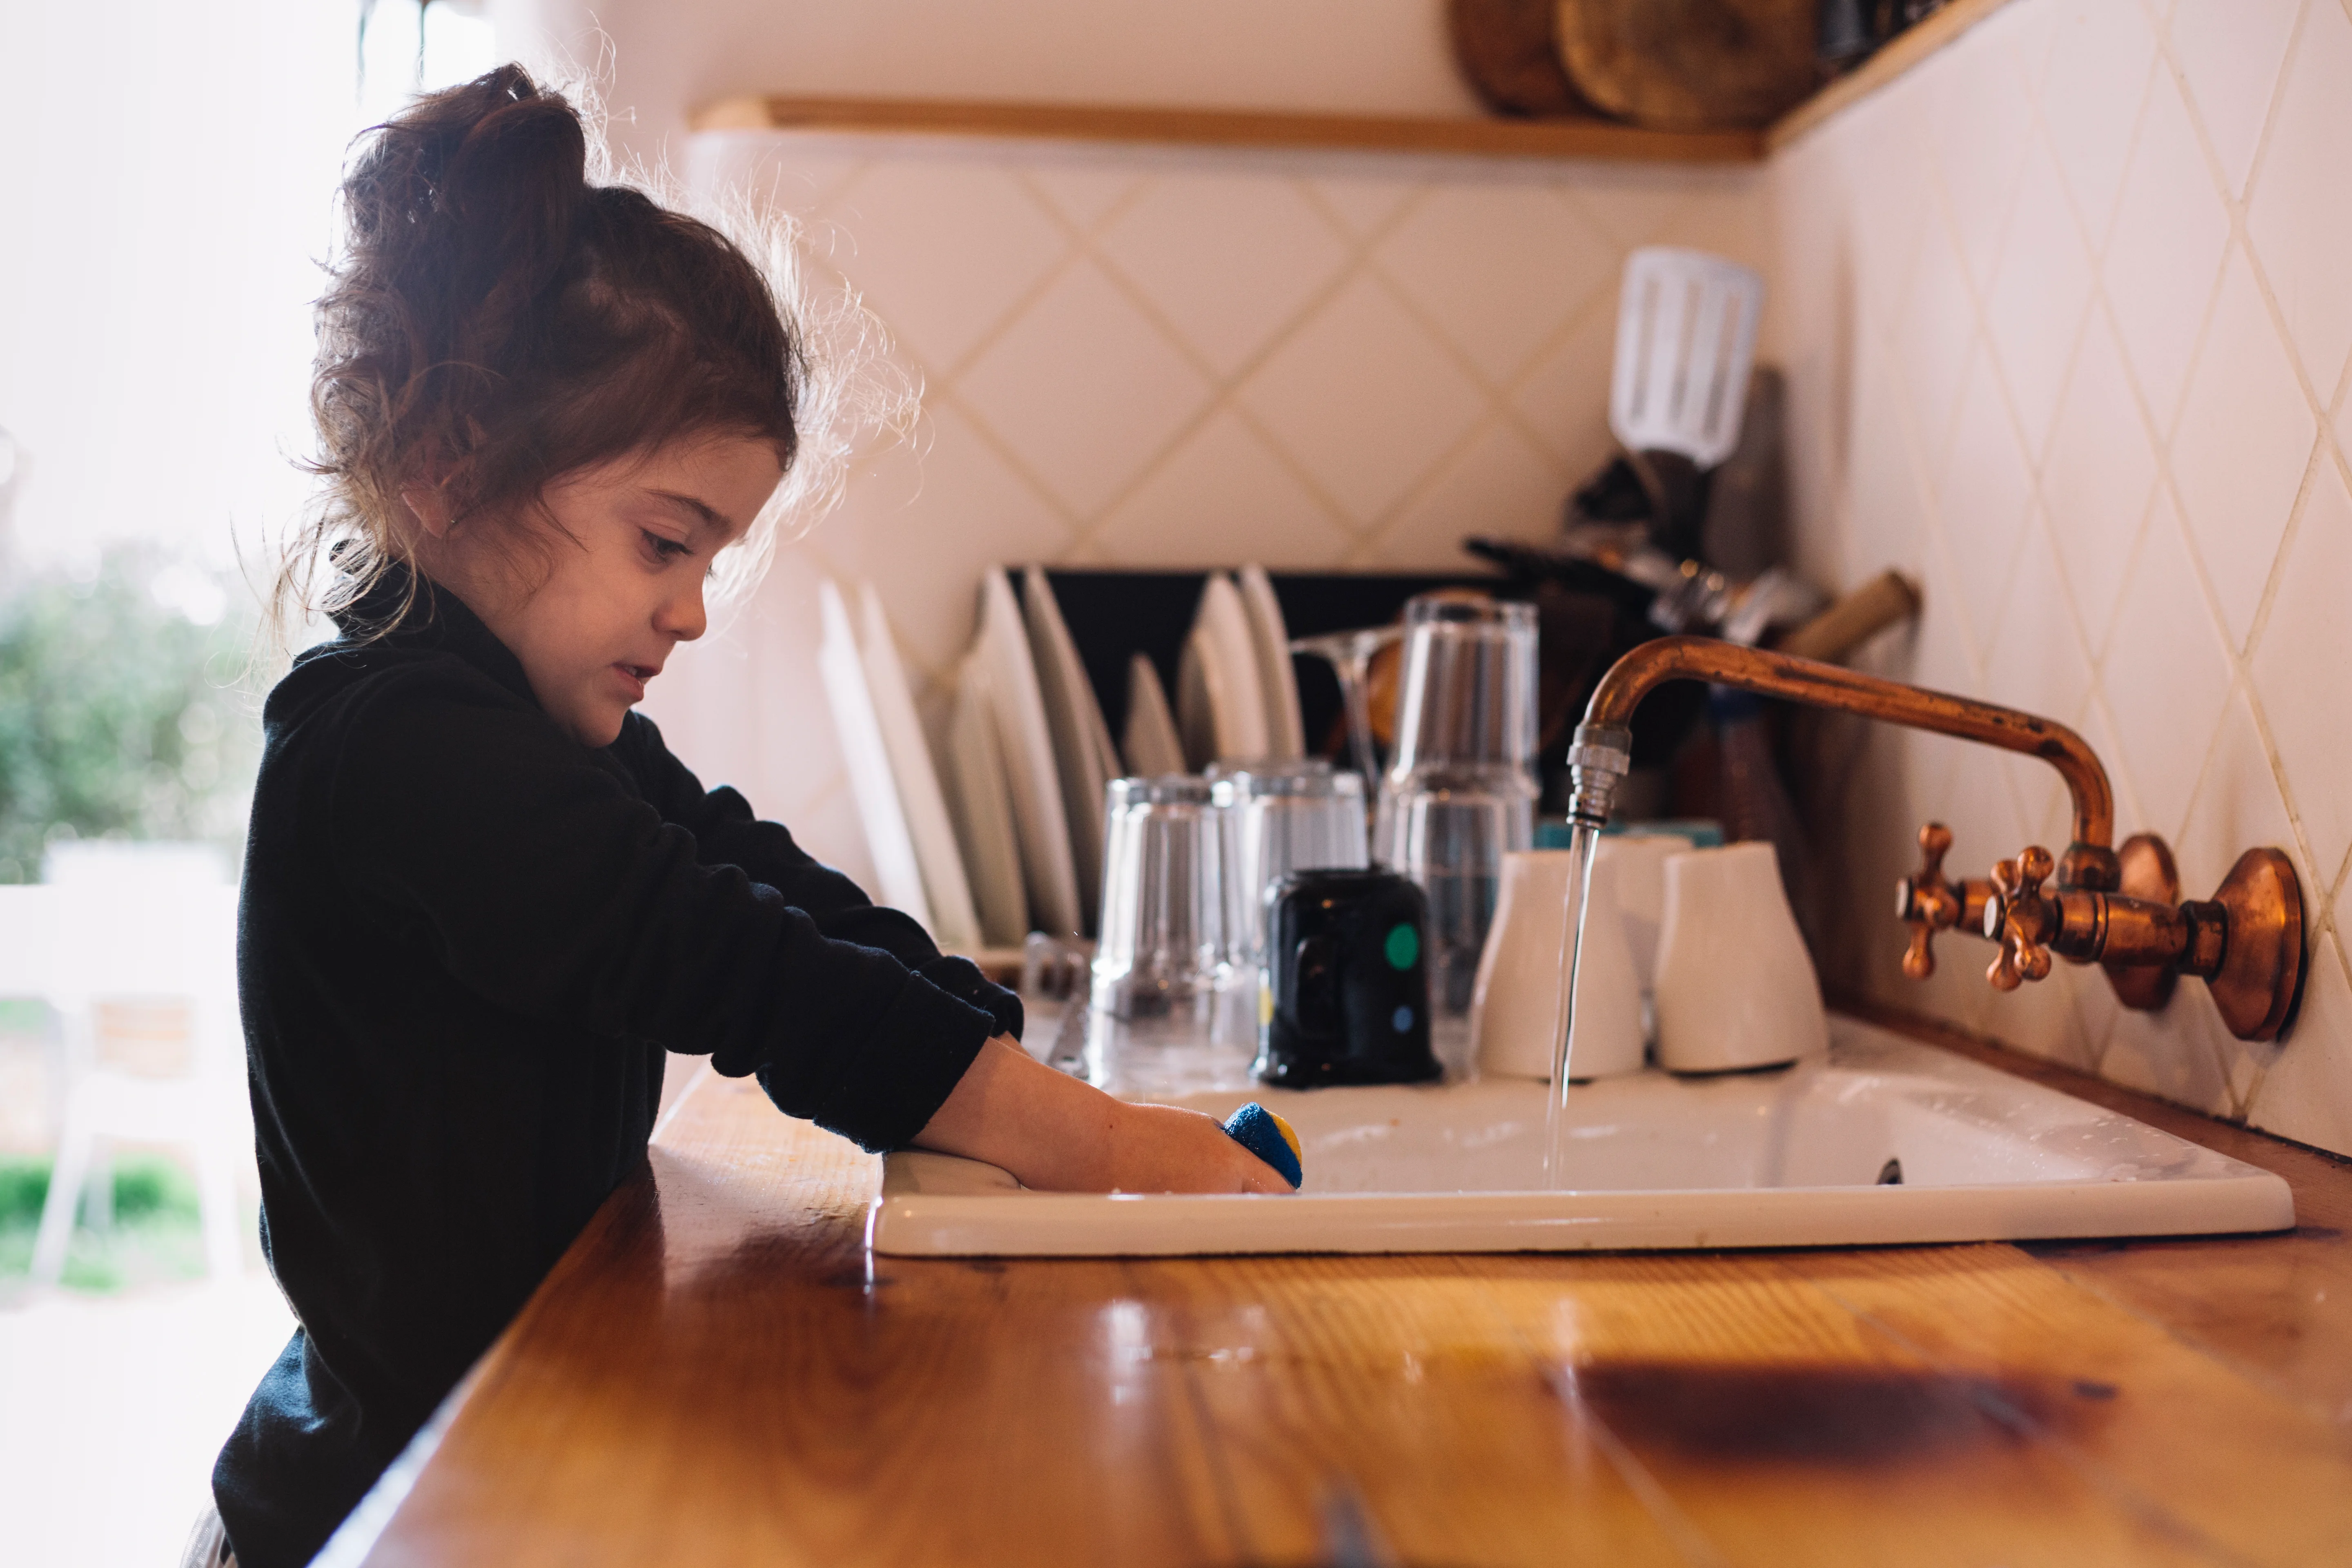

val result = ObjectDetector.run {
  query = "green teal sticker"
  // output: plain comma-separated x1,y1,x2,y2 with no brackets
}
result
1384,922,1419,971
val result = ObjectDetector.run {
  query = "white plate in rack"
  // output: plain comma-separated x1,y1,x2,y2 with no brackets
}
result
942,653,1028,947
1178,572,1270,768
1236,565,1305,760
815,581,932,932
1122,653,1186,777
855,583,981,954
1020,566,1120,935
976,568,1081,939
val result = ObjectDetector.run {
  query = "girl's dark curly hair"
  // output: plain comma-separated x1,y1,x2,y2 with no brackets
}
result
274,65,816,646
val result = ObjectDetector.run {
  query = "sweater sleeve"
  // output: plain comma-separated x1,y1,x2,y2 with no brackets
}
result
610,712,1023,1042
327,673,992,1151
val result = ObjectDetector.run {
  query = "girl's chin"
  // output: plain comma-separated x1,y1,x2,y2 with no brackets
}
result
552,701,629,748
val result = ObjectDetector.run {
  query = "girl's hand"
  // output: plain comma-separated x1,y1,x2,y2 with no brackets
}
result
913,1035,1294,1194
1097,1101,1296,1195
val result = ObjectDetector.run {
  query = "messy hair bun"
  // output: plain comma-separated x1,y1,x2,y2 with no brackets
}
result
276,65,830,645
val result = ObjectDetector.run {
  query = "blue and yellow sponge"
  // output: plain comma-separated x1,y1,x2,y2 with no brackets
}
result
1222,1102,1303,1189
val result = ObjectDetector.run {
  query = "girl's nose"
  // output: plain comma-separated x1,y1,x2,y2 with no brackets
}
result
656,581,708,643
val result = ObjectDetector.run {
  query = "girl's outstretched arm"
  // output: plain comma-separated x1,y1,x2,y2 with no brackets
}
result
913,1037,1294,1195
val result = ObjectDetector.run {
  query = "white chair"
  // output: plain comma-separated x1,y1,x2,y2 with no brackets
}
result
22,876,248,1285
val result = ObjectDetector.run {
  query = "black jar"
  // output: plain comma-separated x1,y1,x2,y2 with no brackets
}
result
1256,868,1439,1088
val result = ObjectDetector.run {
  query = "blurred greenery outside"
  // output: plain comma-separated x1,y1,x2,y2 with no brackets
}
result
0,547,258,1296
0,1154,210,1296
0,543,261,883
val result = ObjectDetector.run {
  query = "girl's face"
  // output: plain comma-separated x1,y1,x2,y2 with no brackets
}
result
422,435,784,747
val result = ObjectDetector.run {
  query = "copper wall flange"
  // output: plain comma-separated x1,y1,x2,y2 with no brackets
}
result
2206,848,2304,1042
2104,833,2180,1012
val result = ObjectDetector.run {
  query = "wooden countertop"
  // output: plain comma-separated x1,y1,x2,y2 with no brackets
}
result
343,1009,2352,1566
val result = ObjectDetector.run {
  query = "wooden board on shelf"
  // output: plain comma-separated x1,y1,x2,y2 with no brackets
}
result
690,93,1762,164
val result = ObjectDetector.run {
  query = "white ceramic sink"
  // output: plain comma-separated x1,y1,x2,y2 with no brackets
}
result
867,1018,2293,1256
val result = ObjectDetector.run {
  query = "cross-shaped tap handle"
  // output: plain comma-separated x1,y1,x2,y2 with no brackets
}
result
1897,822,1962,979
1987,845,2056,991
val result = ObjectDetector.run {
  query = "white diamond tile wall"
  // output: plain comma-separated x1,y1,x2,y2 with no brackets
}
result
641,129,1764,896
1771,0,2352,1155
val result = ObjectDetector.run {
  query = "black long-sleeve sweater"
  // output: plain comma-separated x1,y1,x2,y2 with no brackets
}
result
212,576,1015,1568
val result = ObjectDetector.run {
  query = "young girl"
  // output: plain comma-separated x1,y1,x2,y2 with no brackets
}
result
200,66,1285,1568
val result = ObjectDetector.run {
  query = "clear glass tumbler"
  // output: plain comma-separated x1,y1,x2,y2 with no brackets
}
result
1213,762,1370,972
1374,595,1540,1024
1091,775,1230,1021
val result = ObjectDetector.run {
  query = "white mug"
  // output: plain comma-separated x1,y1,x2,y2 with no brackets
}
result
1652,841,1827,1074
1594,833,1682,982
1470,849,1644,1082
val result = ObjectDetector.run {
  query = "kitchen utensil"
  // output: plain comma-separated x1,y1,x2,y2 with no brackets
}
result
1651,840,1827,1073
1216,763,1370,970
1446,0,1593,116
1122,654,1187,776
977,569,1081,938
1093,775,1230,1021
1287,626,1401,785
1375,596,1540,1020
1774,568,1922,661
1472,849,1644,1081
944,654,1029,947
1022,565,1122,935
857,584,982,954
1256,868,1439,1089
1556,0,1817,132
1462,531,1819,642
1237,565,1306,760
816,581,933,932
1610,247,1765,479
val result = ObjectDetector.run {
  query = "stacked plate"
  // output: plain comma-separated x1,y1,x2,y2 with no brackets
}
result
816,566,1307,952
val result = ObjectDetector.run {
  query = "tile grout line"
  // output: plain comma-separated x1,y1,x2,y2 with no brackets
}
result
1338,259,1609,568
1047,172,1370,559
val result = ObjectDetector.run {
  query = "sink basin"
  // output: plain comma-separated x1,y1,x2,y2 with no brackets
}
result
867,1018,2294,1256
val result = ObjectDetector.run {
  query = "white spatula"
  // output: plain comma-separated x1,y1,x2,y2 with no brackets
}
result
1609,246,1765,470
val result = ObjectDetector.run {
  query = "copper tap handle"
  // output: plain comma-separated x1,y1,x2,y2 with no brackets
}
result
1987,846,2056,991
1897,822,1961,980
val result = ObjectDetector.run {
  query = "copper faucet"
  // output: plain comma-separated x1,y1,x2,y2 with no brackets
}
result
1562,636,2303,1042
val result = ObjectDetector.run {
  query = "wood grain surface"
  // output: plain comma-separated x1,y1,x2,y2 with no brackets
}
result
1555,0,1818,132
689,94,1763,164
356,1013,2352,1567
1447,0,1594,119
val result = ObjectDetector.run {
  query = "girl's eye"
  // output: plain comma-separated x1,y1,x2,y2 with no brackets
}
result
641,530,691,563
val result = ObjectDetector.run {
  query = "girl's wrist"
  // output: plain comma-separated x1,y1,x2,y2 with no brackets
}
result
913,1034,1123,1189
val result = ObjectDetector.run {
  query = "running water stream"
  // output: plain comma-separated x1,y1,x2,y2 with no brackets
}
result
1539,820,1603,1189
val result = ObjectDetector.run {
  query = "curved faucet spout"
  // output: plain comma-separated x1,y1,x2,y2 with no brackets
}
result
1566,636,2118,891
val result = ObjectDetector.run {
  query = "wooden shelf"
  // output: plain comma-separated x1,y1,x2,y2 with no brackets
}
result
691,94,1761,164
695,0,2017,169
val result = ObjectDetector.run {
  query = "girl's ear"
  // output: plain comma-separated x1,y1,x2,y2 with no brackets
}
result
400,481,456,539
401,450,472,539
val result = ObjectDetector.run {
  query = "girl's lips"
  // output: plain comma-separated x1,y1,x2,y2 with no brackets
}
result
613,663,654,699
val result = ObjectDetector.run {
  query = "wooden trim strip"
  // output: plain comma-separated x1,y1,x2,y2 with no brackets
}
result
690,94,1762,164
1766,0,2023,152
